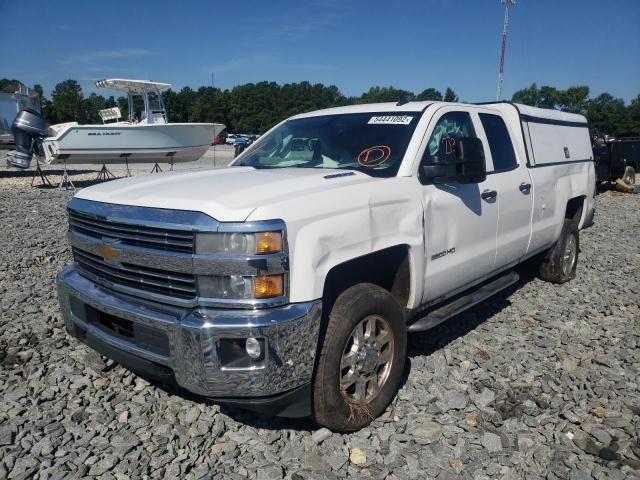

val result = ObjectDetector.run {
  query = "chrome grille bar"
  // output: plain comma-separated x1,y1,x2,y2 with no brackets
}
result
69,210,194,253
73,248,196,299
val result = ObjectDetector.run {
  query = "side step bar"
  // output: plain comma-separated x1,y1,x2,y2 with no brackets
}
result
407,271,520,333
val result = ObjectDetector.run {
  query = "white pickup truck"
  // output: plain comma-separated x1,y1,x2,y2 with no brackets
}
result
57,101,596,431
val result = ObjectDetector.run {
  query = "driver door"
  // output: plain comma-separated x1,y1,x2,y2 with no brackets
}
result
418,107,500,303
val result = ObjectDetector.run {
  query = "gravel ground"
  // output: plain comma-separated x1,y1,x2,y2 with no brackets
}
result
1,167,639,480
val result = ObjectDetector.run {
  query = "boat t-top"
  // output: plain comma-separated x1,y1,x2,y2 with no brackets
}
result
8,78,225,171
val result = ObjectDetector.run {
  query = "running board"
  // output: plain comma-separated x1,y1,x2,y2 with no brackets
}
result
407,271,520,333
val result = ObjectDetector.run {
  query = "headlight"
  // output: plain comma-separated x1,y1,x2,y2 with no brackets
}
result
196,231,283,255
198,274,284,299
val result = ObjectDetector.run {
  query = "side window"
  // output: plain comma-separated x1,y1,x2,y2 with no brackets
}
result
479,113,517,171
423,111,476,165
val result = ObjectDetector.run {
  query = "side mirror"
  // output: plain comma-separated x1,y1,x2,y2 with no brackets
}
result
422,137,486,184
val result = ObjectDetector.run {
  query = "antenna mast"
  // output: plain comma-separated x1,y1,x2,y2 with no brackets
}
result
496,0,516,101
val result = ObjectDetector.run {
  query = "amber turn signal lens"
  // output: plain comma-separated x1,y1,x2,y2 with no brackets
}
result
255,232,283,254
253,274,284,298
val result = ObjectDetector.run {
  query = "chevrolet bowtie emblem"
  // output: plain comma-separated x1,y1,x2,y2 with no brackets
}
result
97,243,119,261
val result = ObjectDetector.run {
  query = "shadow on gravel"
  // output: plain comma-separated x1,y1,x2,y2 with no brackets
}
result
407,266,538,358
136,378,317,432
0,168,95,178
61,177,122,189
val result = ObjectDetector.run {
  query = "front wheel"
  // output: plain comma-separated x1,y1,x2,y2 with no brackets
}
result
313,283,407,432
538,219,579,284
622,166,636,185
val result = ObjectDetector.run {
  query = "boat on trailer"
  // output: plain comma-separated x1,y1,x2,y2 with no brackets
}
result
8,78,225,170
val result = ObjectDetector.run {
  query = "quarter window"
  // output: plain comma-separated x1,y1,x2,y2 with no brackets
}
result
479,113,517,171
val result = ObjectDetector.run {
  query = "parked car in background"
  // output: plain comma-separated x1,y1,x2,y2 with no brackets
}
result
233,135,253,157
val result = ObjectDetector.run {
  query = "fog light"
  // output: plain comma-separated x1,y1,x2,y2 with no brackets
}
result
245,337,262,359
253,274,284,298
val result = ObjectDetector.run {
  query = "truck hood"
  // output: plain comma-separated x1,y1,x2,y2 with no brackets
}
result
74,167,379,221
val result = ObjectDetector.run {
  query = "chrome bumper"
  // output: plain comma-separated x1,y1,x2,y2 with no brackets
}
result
57,266,322,399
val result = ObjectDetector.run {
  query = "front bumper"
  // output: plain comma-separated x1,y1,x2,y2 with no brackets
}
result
57,266,322,417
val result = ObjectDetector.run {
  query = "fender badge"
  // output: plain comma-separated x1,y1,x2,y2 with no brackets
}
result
97,243,119,262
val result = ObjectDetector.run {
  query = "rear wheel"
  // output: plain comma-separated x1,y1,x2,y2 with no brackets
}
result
313,283,406,432
622,166,636,185
538,219,579,284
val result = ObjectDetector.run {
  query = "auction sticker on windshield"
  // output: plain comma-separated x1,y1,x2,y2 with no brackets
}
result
368,115,413,125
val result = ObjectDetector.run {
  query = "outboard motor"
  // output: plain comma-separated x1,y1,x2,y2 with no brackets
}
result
7,108,49,169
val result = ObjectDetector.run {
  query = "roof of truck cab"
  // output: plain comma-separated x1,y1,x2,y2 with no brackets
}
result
290,102,434,118
290,101,587,125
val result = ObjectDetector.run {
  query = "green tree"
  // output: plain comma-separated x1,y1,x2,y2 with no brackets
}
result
626,94,640,135
512,83,540,106
358,86,415,104
0,78,20,93
176,87,197,122
417,88,443,101
558,86,589,114
444,88,458,102
116,96,128,118
190,86,229,126
538,86,560,109
83,93,107,123
105,96,117,108
32,83,53,120
585,93,630,136
51,80,84,123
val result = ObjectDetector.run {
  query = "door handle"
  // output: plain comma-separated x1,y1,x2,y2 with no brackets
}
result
519,182,532,193
481,189,497,200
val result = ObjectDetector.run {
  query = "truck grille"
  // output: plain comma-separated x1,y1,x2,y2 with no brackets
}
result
73,248,197,300
69,210,194,253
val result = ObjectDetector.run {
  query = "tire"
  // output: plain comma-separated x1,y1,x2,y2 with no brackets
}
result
313,283,407,432
622,166,636,185
538,219,579,284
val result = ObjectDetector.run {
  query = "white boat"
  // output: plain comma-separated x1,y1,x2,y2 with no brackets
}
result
8,78,225,169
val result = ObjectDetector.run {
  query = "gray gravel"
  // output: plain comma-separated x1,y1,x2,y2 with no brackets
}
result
1,170,639,479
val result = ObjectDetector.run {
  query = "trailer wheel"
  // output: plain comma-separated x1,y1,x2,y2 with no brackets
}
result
622,166,636,185
313,283,406,432
538,219,579,284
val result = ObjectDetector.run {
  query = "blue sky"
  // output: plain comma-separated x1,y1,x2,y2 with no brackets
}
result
1,0,638,102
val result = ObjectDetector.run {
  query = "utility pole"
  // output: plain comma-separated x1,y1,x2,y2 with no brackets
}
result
496,0,516,101
211,71,216,167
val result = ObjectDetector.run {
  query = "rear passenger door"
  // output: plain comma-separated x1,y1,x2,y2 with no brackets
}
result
476,110,533,268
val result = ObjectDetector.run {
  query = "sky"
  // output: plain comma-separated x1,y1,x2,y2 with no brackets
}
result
1,0,638,103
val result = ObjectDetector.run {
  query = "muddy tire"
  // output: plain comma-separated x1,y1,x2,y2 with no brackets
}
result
538,219,579,284
622,166,636,185
313,283,407,432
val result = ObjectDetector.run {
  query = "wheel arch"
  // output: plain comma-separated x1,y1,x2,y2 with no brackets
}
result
321,245,415,316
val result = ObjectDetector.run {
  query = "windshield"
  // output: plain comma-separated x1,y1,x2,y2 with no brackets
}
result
233,112,421,177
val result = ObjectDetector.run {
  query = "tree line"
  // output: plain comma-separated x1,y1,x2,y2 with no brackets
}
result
2,78,638,137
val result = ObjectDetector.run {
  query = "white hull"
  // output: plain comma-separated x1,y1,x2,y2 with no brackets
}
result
42,123,224,165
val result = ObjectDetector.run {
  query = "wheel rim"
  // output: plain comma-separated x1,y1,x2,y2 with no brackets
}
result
340,315,394,404
562,233,577,276
625,172,635,185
